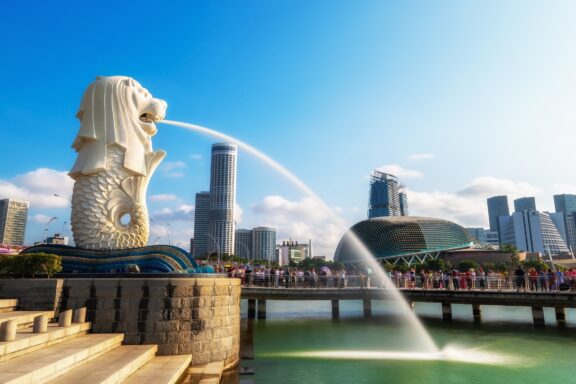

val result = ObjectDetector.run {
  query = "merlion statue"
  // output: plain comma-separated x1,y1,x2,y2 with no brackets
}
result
69,76,167,250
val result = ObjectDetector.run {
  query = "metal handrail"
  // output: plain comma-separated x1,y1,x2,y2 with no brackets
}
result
237,273,576,292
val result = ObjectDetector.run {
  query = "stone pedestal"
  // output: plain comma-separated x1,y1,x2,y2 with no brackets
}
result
331,300,340,320
61,277,241,368
531,306,545,327
442,302,452,322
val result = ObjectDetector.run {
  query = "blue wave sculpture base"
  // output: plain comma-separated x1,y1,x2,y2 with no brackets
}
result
21,244,212,274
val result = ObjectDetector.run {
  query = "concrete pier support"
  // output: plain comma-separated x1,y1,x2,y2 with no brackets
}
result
257,299,267,319
248,299,256,319
555,307,566,326
58,309,72,327
0,319,17,341
331,300,340,320
531,306,545,327
442,302,452,322
33,314,48,333
363,299,372,318
472,304,482,323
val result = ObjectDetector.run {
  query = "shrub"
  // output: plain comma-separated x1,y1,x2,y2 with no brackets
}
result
1,253,62,278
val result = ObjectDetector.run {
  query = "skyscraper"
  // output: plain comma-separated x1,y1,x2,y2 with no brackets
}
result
554,194,576,216
487,195,510,233
192,191,210,257
499,210,569,256
208,143,237,256
0,199,29,246
368,170,407,218
554,194,576,253
514,197,536,213
234,229,252,259
252,227,276,262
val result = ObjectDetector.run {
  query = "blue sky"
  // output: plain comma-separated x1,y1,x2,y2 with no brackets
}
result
2,1,576,256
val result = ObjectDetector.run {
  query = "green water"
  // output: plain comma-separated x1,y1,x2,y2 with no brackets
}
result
240,300,576,384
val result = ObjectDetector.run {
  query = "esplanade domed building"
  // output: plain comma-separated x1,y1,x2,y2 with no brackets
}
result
334,216,477,265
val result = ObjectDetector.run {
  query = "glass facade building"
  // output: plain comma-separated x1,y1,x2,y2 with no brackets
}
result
0,199,29,246
554,194,576,252
234,229,252,259
208,143,237,256
192,191,210,257
514,197,537,213
368,170,408,218
252,227,276,262
487,195,510,233
499,210,569,256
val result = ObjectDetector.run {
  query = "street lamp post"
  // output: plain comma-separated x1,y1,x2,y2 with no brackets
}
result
206,233,220,263
43,217,58,243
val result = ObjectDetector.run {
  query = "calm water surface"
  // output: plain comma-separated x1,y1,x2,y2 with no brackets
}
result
240,300,576,384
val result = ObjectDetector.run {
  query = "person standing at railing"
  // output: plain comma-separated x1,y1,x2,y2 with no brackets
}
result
528,268,538,291
514,265,526,292
451,269,460,290
477,268,486,290
442,270,450,290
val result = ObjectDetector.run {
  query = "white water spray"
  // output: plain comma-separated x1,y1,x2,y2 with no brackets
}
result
161,119,440,352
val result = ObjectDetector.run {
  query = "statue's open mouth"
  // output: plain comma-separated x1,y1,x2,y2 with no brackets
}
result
139,113,160,123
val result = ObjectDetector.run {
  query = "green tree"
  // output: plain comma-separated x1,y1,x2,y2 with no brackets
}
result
457,260,480,272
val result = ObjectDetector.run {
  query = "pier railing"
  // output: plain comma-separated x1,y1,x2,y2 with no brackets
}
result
237,273,575,293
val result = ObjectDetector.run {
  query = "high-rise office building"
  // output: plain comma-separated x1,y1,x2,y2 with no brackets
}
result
192,191,210,256
234,229,252,259
252,227,276,262
514,197,536,213
368,170,407,218
554,194,576,252
554,194,576,216
0,199,29,246
208,143,237,256
499,210,569,256
487,195,510,233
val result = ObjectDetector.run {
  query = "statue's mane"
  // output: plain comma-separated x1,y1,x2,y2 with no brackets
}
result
69,76,152,177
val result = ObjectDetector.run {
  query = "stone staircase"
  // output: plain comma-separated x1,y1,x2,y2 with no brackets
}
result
0,299,191,384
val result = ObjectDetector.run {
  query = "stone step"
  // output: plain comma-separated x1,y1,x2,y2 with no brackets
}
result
0,322,91,361
121,354,192,384
0,299,18,313
0,311,54,329
184,361,225,384
48,344,158,384
0,333,124,384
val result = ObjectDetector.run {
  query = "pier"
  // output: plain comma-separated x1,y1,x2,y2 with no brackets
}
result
241,287,576,327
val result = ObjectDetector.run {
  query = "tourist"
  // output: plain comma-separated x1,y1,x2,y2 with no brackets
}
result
514,266,526,292
528,268,538,291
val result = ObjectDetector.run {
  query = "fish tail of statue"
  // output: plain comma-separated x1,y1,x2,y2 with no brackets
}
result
69,76,167,250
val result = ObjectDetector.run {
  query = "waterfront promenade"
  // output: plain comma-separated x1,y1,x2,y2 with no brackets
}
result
240,275,576,326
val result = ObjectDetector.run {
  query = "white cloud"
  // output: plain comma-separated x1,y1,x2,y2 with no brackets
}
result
189,154,203,161
149,194,179,202
376,164,423,179
251,195,345,258
160,161,186,172
150,204,195,222
407,177,542,228
0,168,73,209
407,153,435,161
31,214,56,224
159,161,186,178
457,177,541,198
551,183,576,195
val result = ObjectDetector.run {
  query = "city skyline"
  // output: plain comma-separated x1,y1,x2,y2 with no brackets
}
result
1,2,576,257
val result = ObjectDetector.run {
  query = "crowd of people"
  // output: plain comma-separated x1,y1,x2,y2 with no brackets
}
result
201,260,576,292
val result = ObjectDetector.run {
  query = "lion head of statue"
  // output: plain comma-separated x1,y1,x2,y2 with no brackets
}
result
69,76,167,178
